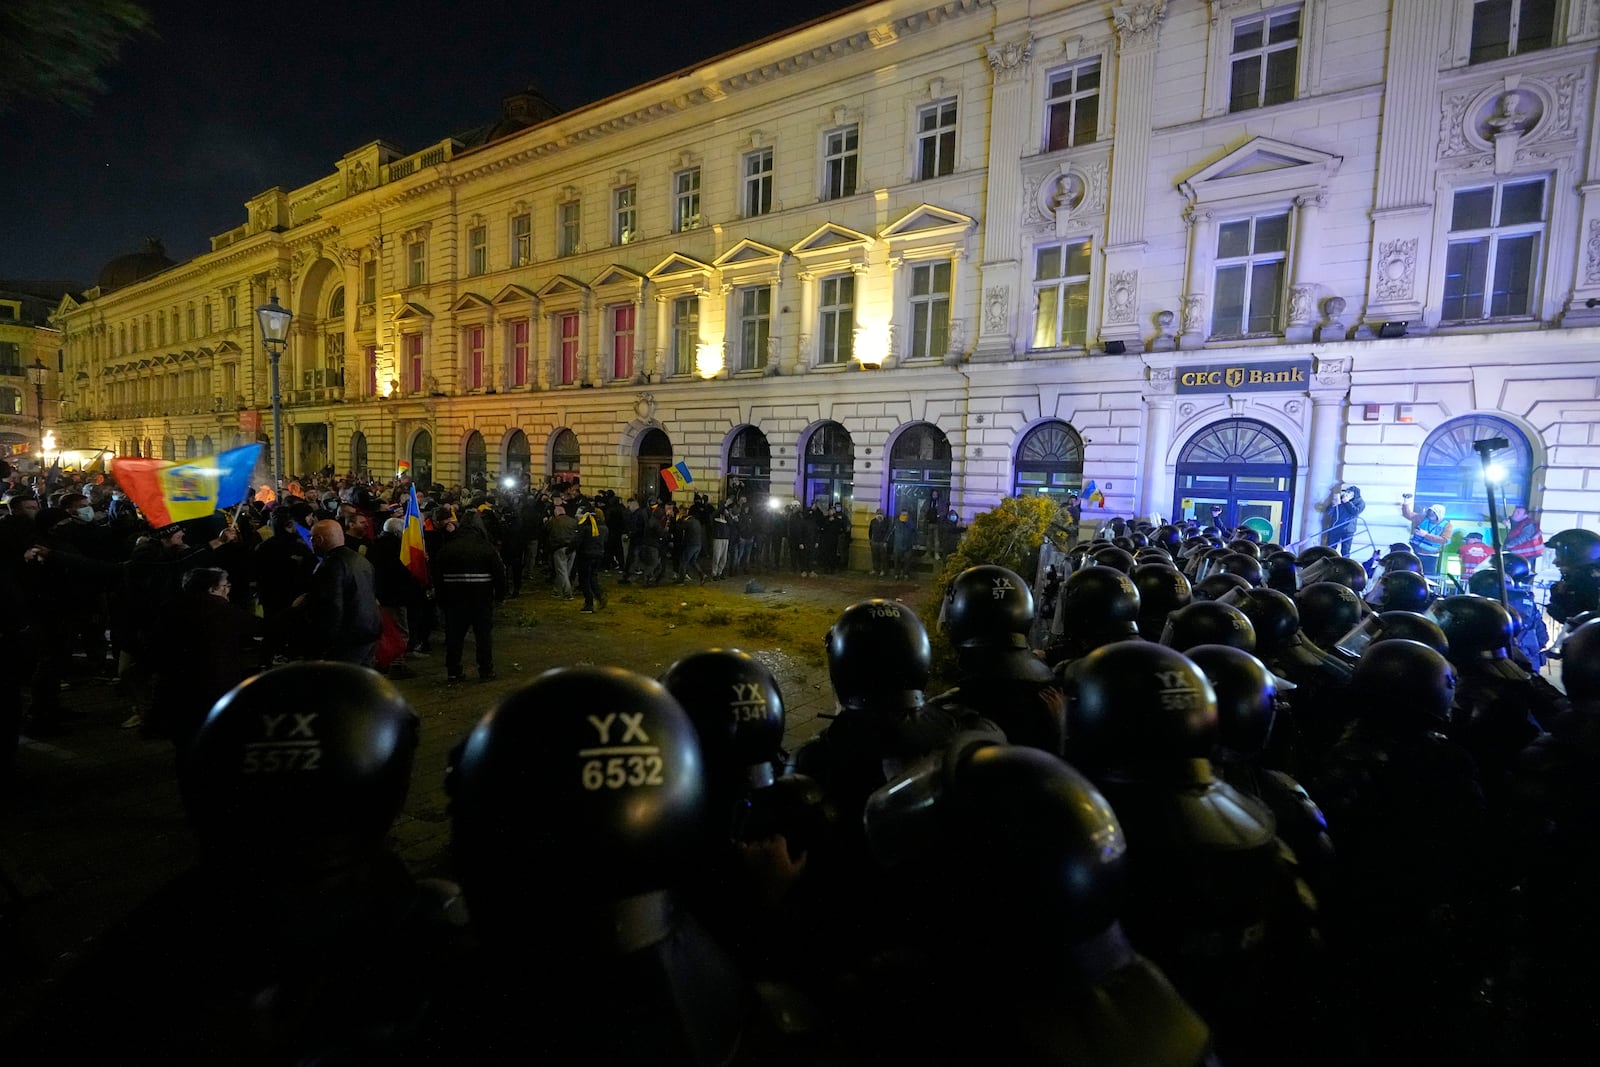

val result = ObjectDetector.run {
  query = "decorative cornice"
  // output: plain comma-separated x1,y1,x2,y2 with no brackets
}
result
986,35,1034,84
1112,1,1167,52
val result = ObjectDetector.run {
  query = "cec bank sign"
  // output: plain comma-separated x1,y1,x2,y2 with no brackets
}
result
1175,359,1313,395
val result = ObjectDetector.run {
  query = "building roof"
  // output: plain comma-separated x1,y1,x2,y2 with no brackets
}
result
95,237,175,293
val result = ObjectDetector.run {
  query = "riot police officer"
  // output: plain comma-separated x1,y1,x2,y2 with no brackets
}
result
1547,528,1600,623
1132,562,1193,642
1047,565,1142,667
1160,600,1257,652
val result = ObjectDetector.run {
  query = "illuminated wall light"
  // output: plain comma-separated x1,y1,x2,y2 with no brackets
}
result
695,341,725,380
854,322,891,368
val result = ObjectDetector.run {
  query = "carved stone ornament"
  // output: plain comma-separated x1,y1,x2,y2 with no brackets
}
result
339,246,363,268
634,393,658,421
1112,1,1167,51
986,36,1034,83
1314,357,1350,386
1181,294,1206,335
346,161,372,194
1106,271,1138,325
1375,239,1418,302
1148,366,1176,385
1287,284,1315,326
1586,219,1600,285
983,287,1010,333
1155,309,1175,333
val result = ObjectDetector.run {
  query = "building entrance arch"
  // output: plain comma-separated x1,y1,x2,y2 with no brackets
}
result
636,427,673,501
1172,417,1296,542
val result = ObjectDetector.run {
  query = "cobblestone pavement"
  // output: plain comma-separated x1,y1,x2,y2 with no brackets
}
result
0,568,930,1031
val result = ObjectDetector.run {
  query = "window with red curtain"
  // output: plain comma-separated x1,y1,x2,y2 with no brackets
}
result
364,345,377,396
559,312,579,385
612,304,635,380
407,334,423,393
510,320,529,387
467,325,485,389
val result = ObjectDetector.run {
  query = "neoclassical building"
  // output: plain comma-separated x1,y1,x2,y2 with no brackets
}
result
49,0,1600,565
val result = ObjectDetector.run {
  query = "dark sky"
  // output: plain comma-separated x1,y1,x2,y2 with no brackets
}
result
2,0,857,286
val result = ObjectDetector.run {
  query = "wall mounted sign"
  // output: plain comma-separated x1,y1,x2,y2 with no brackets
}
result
1175,359,1312,394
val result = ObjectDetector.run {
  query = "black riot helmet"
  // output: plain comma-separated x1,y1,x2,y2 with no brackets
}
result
1232,586,1301,650
659,648,785,790
1379,550,1424,575
1134,546,1174,565
1466,569,1507,599
1430,595,1515,664
1549,528,1600,570
1214,552,1265,586
1186,644,1279,758
1296,582,1365,648
1190,546,1233,581
450,666,704,941
1560,618,1600,702
1091,545,1137,574
182,663,419,874
1296,545,1342,568
827,599,933,710
1111,536,1137,554
1153,525,1184,554
1161,601,1257,653
1193,572,1253,602
1373,569,1432,614
1264,552,1299,595
1224,539,1262,560
944,565,1035,650
1497,553,1532,584
1059,566,1141,641
1321,556,1368,593
1373,610,1450,656
1066,641,1218,769
1132,563,1192,637
1350,639,1457,728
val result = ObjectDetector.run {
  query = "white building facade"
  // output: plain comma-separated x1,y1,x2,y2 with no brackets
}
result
49,0,1600,566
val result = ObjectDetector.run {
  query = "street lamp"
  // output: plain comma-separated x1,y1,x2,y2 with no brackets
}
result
254,293,293,490
27,356,47,461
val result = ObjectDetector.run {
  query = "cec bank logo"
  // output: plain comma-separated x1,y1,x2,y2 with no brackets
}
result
1225,367,1245,388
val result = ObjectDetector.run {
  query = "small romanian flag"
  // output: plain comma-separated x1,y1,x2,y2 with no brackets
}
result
661,461,694,493
399,483,430,586
112,444,264,527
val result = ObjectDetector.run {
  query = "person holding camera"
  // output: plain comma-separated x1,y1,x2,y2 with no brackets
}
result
1400,494,1452,576
1324,485,1365,556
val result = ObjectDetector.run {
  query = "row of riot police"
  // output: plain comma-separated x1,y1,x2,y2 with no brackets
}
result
12,520,1600,1064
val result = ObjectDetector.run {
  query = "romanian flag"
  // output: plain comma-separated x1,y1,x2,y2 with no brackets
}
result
661,461,694,493
399,483,429,586
1083,479,1106,508
112,444,263,527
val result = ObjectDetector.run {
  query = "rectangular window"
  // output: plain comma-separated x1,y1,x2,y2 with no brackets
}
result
466,325,485,389
362,259,377,304
1045,60,1100,151
1032,241,1092,349
157,312,166,346
909,261,952,359
363,345,377,396
916,99,958,181
186,307,196,339
511,213,532,266
558,201,580,257
1442,178,1546,321
614,185,637,245
558,311,580,385
738,287,771,371
823,125,859,200
227,296,237,328
611,304,635,380
203,302,213,334
819,274,855,364
670,295,698,376
743,148,774,217
406,334,424,393
407,240,426,287
468,225,488,276
222,362,238,401
674,168,701,232
1228,6,1300,113
1471,0,1556,63
0,341,18,374
1212,214,1289,335
510,319,529,387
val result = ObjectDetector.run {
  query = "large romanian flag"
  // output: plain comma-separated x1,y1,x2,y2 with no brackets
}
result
399,483,429,586
112,444,263,526
661,461,694,492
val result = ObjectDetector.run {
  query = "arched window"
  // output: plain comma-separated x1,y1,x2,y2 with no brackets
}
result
411,429,433,487
351,431,368,476
328,287,346,319
505,429,530,477
727,425,771,500
1415,415,1533,534
1173,418,1296,541
161,435,176,460
804,421,854,508
554,427,583,482
184,435,197,458
634,427,668,499
1012,420,1084,499
464,430,487,489
201,434,214,454
889,422,952,527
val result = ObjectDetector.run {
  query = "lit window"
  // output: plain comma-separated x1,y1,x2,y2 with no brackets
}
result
203,302,213,334
611,304,635,380
1213,214,1288,336
819,274,855,364
558,201,580,257
557,312,580,385
468,225,488,276
1032,242,1091,349
364,345,377,396
909,261,952,359
738,287,771,371
1228,6,1300,113
670,296,698,375
614,186,637,245
361,260,377,304
915,99,958,181
509,320,529,387
510,213,532,266
1442,179,1545,321
227,296,237,328
674,168,702,232
406,334,424,393
823,125,859,200
407,240,426,287
1470,0,1555,63
186,306,197,339
1045,61,1100,151
328,287,345,319
466,325,485,389
743,148,774,217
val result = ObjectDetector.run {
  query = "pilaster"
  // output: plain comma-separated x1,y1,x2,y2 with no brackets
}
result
1140,364,1177,521
1299,356,1351,543
972,32,1034,362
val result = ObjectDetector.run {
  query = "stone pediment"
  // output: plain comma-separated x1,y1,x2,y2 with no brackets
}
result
879,204,976,242
589,264,646,289
394,301,433,321
713,239,785,268
647,253,714,279
790,223,873,257
491,284,535,305
535,275,588,299
1178,137,1341,204
450,292,493,312
214,340,242,355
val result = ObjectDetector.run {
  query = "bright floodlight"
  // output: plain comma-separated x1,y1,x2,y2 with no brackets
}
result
1485,462,1507,484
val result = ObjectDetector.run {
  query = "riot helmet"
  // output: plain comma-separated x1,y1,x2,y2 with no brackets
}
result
1466,569,1507,599
1231,587,1301,650
1214,552,1265,586
1296,582,1365,648
1059,566,1142,641
1066,641,1218,769
1132,563,1192,638
659,648,785,791
1264,552,1299,595
1372,610,1451,656
1430,595,1515,664
1350,639,1457,728
1186,644,1279,758
1161,601,1257,653
1560,618,1600,702
1296,545,1342,567
1378,550,1424,575
1153,525,1184,554
1134,546,1175,565
1549,528,1600,570
1373,569,1432,615
1193,572,1254,602
1091,545,1137,574
826,599,933,710
1224,539,1263,560
944,565,1036,649
1111,536,1138,554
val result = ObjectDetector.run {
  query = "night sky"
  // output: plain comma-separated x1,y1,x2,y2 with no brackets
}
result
2,0,858,287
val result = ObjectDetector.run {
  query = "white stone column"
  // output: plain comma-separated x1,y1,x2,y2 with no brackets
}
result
1140,366,1177,521
339,248,361,396
792,272,816,375
1100,1,1169,353
972,33,1034,362
1285,193,1324,343
1299,354,1352,543
1178,206,1212,349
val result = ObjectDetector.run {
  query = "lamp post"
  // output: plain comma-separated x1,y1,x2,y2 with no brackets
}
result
27,356,47,463
254,293,293,490
1473,435,1512,611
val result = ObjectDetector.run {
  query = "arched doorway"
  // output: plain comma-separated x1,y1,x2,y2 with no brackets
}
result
1415,414,1533,538
299,424,330,475
636,427,672,501
889,422,952,526
505,429,531,481
464,430,487,491
552,427,582,485
161,435,176,460
727,425,770,501
184,435,197,458
1012,420,1084,500
1172,418,1296,541
351,431,368,477
411,429,434,487
201,434,214,454
804,422,854,508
